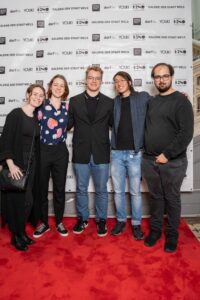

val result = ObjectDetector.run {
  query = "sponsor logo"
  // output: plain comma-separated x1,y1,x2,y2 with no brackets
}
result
37,20,45,28
175,79,187,86
76,80,85,87
48,22,59,26
9,68,20,72
37,36,48,43
132,4,145,10
0,8,7,15
134,79,142,86
133,33,145,41
62,21,73,25
10,9,21,13
133,64,146,71
62,51,73,55
133,48,142,56
160,50,171,54
23,67,33,72
175,48,187,55
119,34,130,40
0,66,5,74
76,19,88,26
76,49,88,56
47,51,59,56
174,18,185,25
23,38,34,42
160,20,170,23
133,18,141,25
35,80,44,86
9,38,20,43
37,6,49,13
92,34,100,41
119,65,130,70
0,97,5,104
8,99,20,103
24,8,34,13
92,4,100,11
36,50,44,58
36,65,48,72
0,37,6,44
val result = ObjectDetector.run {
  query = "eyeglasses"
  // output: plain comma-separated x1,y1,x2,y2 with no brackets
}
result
87,76,102,81
153,74,171,81
114,79,127,84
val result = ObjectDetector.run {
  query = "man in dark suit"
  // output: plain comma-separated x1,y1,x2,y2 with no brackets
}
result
68,66,113,236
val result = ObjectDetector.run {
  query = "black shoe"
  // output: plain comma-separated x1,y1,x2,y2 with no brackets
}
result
56,223,68,237
97,219,107,237
111,221,126,236
73,217,88,234
144,231,162,247
33,223,50,238
19,232,35,245
132,225,144,240
11,234,28,251
164,237,178,253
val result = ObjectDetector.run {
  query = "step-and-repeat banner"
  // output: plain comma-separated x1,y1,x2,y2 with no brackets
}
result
0,0,193,191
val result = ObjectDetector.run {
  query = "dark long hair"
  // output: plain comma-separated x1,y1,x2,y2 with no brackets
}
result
113,71,134,93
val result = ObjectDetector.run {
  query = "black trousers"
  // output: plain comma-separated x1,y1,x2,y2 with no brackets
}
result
40,142,69,225
141,156,188,238
4,152,36,234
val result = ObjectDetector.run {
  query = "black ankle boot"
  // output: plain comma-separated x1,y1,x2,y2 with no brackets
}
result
19,232,35,245
11,234,28,251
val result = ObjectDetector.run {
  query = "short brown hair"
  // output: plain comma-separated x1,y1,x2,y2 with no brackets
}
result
47,74,69,100
151,63,174,78
85,65,103,79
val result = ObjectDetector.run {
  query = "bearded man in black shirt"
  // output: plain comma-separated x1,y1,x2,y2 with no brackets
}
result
142,63,194,253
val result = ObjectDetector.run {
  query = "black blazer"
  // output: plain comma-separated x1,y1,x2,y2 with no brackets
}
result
68,92,113,164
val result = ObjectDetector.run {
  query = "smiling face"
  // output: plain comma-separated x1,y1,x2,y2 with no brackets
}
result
50,77,66,100
114,75,131,97
28,87,45,108
86,70,102,94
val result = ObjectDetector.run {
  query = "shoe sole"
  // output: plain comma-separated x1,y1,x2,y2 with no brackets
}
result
58,232,69,237
33,228,50,238
73,222,88,234
111,226,126,236
134,236,144,241
97,231,108,237
144,237,161,247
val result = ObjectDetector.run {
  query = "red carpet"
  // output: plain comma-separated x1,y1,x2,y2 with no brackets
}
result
0,218,200,300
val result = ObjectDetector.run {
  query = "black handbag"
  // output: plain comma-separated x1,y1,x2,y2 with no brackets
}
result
0,131,35,191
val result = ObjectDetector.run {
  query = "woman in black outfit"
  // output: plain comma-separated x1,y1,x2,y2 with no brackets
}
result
0,84,45,251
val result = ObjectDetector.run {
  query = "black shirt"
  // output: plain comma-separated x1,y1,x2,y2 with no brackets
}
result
85,91,99,123
116,96,135,150
144,91,194,159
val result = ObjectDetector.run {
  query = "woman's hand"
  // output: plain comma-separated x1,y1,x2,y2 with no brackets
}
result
6,159,23,180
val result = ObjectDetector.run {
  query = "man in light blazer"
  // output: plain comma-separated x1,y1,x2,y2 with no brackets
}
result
68,65,113,237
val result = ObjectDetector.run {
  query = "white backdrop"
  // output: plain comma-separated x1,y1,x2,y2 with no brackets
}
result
0,0,193,191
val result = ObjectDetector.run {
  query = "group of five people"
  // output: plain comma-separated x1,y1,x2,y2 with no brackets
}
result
0,63,194,253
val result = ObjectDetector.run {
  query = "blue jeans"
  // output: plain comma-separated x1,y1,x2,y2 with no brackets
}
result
73,157,109,221
111,150,142,225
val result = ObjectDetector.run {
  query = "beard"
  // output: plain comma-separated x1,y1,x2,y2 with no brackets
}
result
156,82,172,93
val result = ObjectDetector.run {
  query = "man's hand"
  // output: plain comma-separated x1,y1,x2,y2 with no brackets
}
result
155,153,168,164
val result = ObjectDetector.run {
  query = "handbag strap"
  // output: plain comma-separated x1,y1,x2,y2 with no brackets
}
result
25,128,36,176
